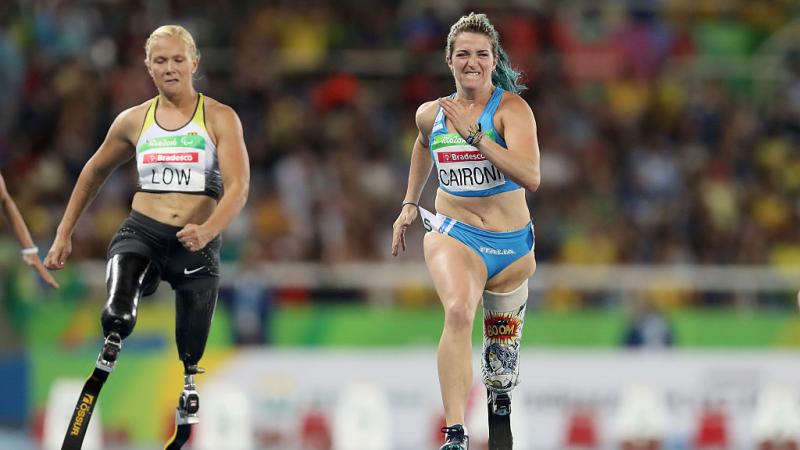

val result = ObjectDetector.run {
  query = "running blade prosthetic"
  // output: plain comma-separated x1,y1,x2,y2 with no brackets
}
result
487,390,512,450
164,369,201,450
61,334,120,450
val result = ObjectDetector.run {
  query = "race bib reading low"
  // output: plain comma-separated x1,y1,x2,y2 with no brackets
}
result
432,133,505,192
137,135,206,192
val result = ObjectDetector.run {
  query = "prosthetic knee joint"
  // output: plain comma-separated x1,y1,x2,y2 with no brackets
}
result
96,332,123,372
481,280,528,395
97,303,136,372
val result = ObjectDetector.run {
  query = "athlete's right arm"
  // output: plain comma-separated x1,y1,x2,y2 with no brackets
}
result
44,108,137,270
391,101,436,256
0,173,59,287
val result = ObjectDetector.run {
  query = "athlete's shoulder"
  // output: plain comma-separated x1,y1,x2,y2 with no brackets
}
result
112,98,154,140
498,91,533,116
416,99,439,117
202,95,238,120
117,98,153,123
495,91,535,139
415,99,439,133
202,96,243,142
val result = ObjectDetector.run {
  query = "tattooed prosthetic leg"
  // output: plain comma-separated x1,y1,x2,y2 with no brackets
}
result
481,280,528,449
481,280,528,395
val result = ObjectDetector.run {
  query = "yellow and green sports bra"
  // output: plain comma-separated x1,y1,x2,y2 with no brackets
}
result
135,94,221,199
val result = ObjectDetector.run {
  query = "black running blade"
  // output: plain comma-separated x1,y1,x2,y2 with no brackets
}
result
164,424,192,450
61,368,109,450
488,391,513,450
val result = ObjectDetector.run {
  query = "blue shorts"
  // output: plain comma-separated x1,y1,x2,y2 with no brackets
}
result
436,214,535,279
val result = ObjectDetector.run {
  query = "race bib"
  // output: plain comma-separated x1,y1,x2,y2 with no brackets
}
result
418,206,443,232
137,135,206,192
432,133,505,193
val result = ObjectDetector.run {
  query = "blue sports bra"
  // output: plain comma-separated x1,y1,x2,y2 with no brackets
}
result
428,87,522,197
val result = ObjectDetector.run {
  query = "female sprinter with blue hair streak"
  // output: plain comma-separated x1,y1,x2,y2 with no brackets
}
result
391,12,540,450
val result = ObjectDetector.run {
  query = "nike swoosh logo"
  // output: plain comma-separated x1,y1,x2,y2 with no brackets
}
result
183,266,206,275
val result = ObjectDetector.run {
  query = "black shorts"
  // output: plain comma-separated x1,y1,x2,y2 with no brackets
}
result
108,210,221,293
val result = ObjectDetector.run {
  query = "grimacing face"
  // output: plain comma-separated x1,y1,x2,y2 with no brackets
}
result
146,36,198,94
447,31,496,91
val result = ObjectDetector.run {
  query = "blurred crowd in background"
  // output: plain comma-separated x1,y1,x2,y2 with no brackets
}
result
0,0,799,269
1,3,799,446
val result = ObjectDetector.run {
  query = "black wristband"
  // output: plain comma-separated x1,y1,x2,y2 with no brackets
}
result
402,202,418,208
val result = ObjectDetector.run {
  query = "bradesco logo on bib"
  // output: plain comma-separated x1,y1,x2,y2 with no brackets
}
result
138,135,205,192
433,133,505,192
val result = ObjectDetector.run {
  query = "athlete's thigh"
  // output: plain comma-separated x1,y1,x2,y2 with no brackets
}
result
423,231,488,308
174,286,218,364
486,251,536,293
175,285,218,335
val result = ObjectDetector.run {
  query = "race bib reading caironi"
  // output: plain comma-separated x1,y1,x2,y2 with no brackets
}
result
431,133,506,193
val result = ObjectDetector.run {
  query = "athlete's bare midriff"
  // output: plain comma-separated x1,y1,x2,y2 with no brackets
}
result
132,191,216,227
435,187,530,232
